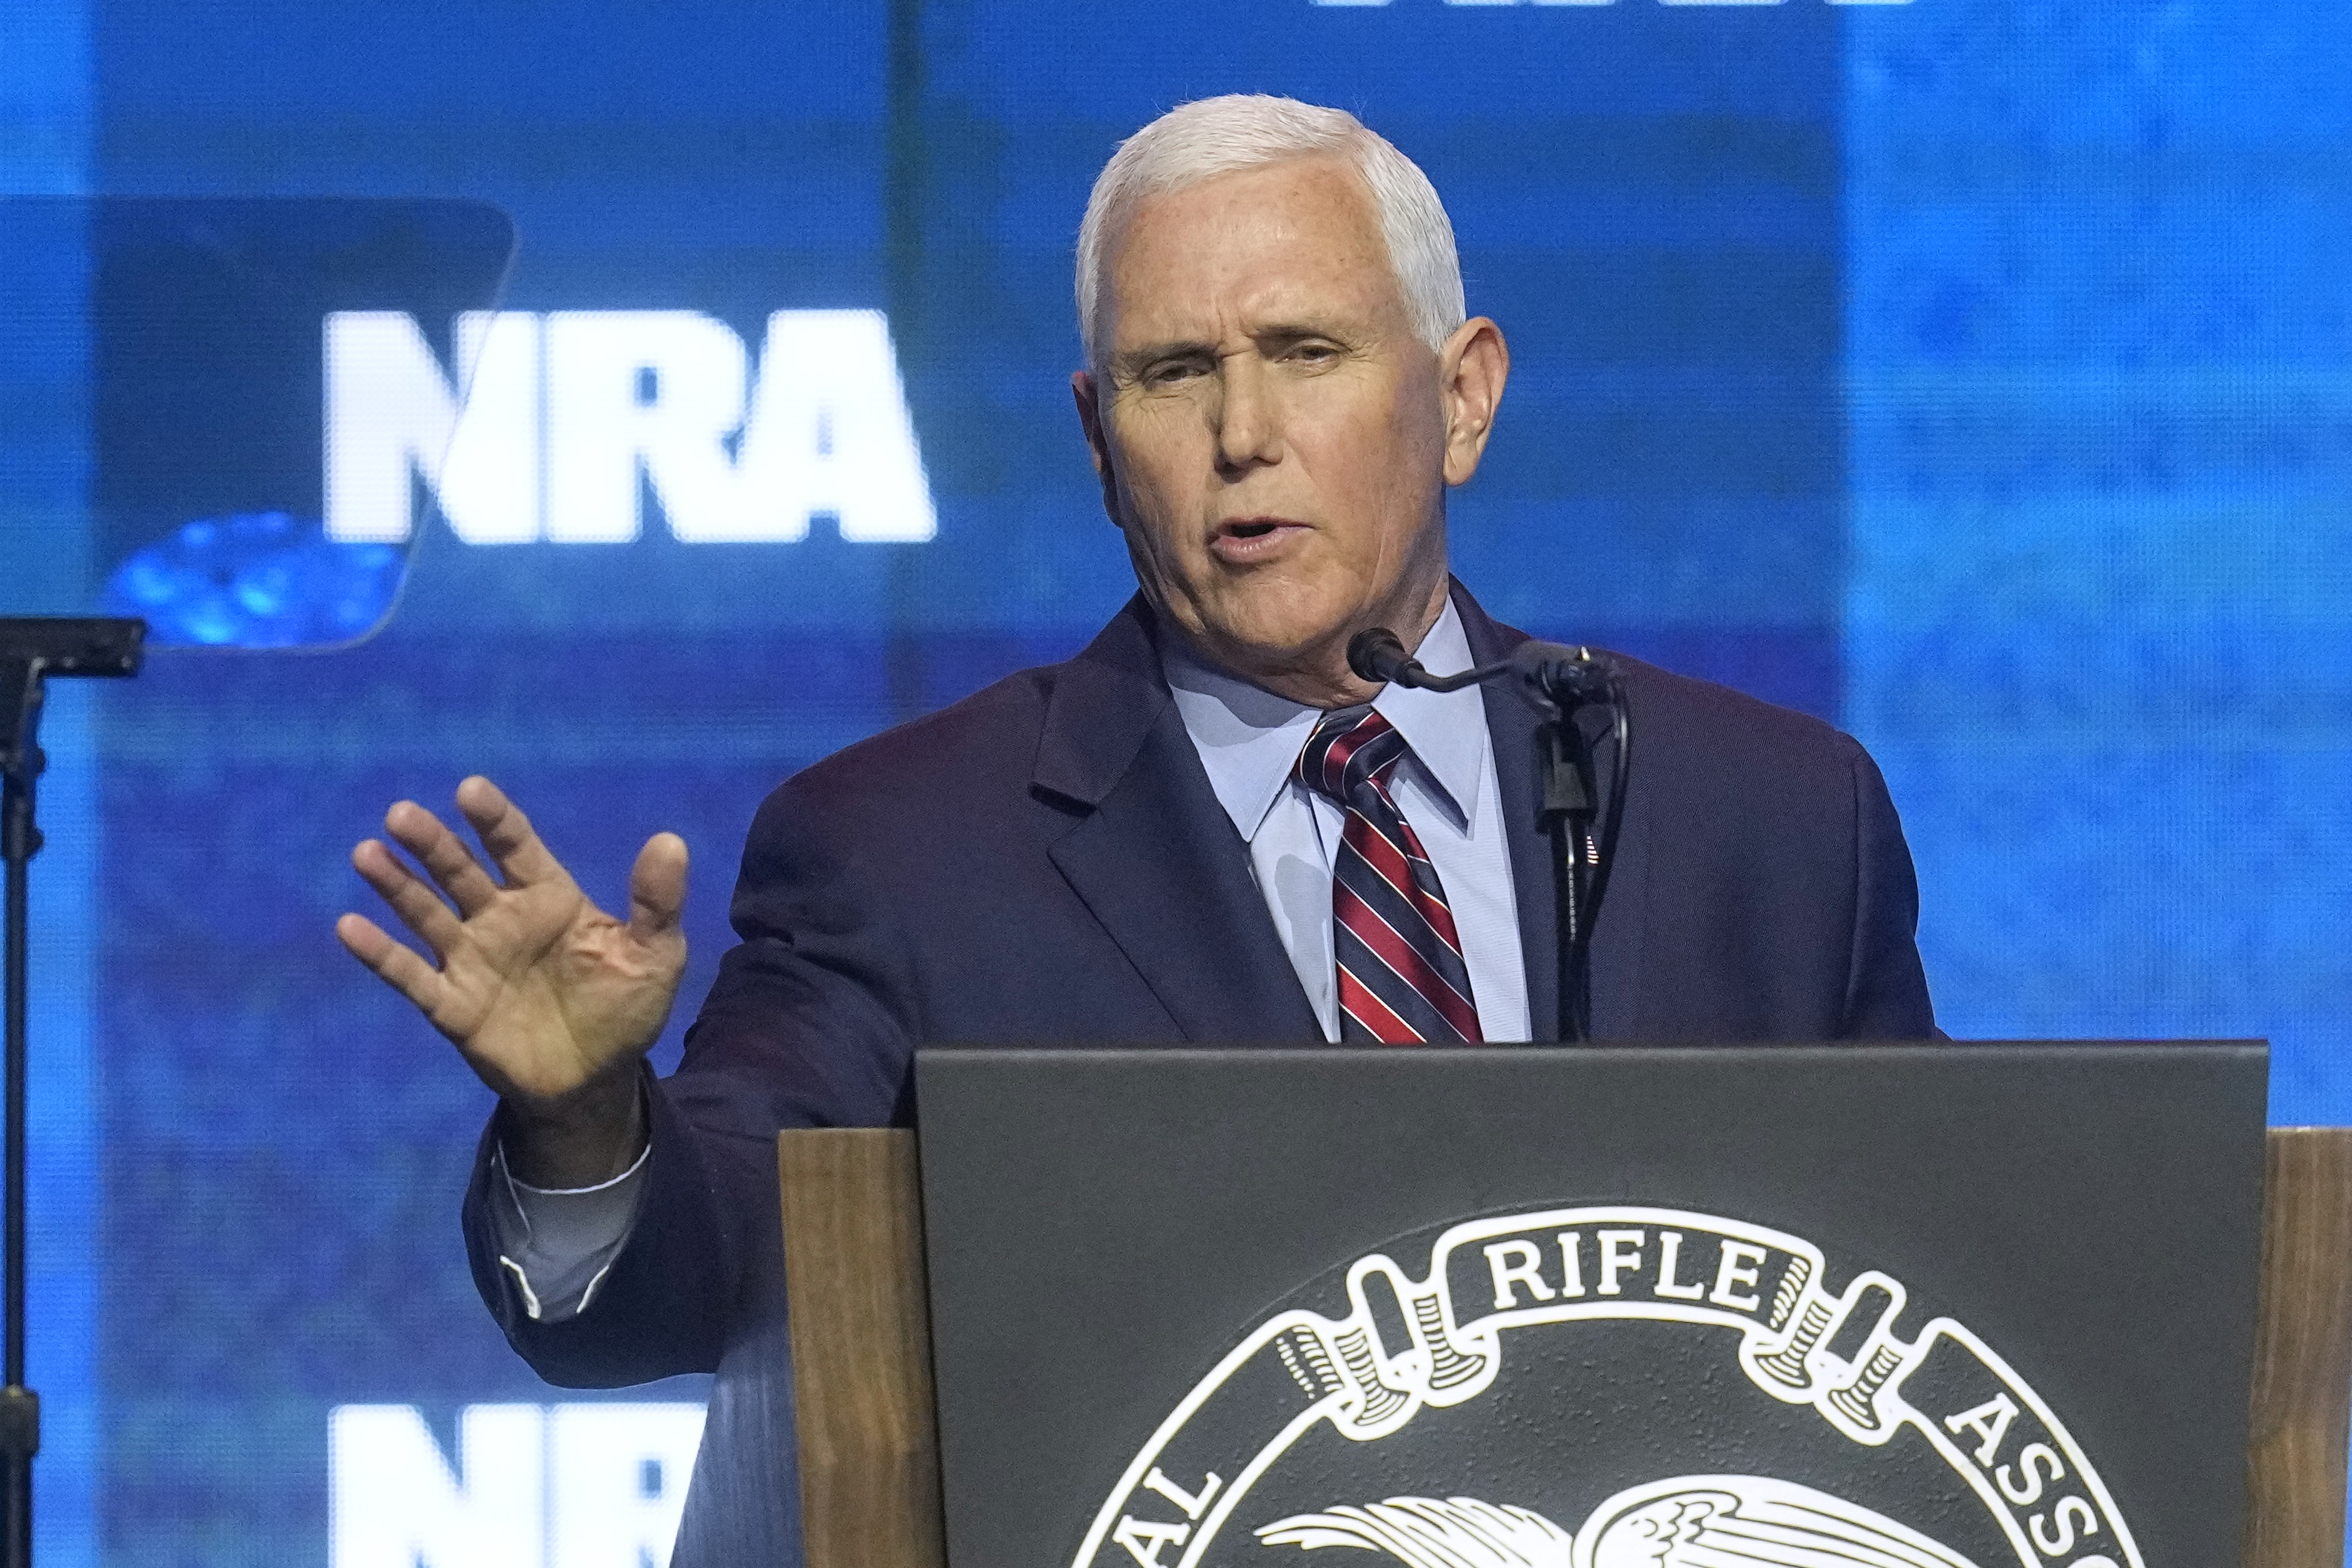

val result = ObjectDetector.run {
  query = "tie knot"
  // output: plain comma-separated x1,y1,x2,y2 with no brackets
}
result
1293,705,1407,805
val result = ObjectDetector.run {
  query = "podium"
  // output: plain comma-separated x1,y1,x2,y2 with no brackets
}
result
778,1046,2352,1568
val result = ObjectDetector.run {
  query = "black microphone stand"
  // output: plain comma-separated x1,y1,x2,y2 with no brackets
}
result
0,620,143,1568
1527,666,1630,1043
1347,628,1630,1043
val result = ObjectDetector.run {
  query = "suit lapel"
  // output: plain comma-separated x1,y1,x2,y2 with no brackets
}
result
1036,600,1323,1043
1454,582,1649,1041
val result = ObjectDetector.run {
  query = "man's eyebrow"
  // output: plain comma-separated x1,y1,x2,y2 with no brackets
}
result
1249,320,1352,343
1112,339,1214,373
1113,321,1358,373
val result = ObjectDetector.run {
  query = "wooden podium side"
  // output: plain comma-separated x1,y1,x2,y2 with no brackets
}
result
779,1125,2352,1568
778,1130,946,1568
2246,1128,2352,1568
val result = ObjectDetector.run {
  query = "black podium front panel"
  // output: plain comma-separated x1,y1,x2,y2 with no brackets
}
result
914,1044,2265,1568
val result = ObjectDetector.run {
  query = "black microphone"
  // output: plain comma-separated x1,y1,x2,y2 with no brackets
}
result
1346,626,1499,694
1345,626,1421,687
1349,625,1619,710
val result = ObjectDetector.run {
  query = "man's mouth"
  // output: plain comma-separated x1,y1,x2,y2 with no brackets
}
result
1209,516,1309,563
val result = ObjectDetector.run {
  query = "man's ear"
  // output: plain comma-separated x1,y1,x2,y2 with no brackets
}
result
1071,370,1123,525
1438,318,1510,487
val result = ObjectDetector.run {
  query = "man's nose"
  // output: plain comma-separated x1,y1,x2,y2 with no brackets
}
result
1212,355,1282,472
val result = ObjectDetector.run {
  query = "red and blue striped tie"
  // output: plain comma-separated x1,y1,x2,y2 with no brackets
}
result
1294,706,1483,1044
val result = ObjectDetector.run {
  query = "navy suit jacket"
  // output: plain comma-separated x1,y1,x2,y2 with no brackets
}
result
460,581,1934,1562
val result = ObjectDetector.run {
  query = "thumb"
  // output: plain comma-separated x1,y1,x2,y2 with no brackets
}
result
627,831,689,942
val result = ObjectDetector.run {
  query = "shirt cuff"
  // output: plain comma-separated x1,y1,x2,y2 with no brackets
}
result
485,1138,650,1324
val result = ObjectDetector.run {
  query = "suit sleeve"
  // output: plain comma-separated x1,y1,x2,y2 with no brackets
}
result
461,776,920,1386
1840,745,1941,1039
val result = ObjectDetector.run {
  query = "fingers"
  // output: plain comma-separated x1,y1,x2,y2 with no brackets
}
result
628,831,690,941
381,799,502,916
351,838,468,957
335,910,450,1016
455,775,573,891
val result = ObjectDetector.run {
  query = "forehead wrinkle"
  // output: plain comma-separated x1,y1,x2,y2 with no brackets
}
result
1100,157,1402,357
1115,280,1389,361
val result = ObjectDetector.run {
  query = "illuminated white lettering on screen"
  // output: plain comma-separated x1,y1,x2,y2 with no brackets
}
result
328,1403,544,1568
328,1401,706,1568
325,309,937,546
543,311,749,543
731,311,939,543
325,312,541,545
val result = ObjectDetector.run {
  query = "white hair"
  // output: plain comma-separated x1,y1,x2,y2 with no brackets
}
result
1075,94,1466,368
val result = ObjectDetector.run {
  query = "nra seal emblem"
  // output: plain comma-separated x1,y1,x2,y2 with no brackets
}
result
1075,1207,2138,1568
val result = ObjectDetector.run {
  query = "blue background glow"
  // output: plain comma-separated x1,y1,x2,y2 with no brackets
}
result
2,0,2346,1560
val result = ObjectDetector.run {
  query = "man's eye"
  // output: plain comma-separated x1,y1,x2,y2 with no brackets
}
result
1287,343,1340,365
1144,361,1202,387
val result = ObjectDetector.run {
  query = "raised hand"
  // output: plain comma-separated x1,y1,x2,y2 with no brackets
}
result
336,776,688,1184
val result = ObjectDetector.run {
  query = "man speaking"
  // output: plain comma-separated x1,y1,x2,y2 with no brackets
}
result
337,95,1934,1560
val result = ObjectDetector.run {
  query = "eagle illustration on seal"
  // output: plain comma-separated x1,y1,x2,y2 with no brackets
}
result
1257,1475,1980,1567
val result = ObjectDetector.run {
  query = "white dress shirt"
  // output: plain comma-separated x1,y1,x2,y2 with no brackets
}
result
491,598,1531,1319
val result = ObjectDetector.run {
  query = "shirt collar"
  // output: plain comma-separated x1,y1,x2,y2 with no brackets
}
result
1368,600,1486,831
1160,597,1488,840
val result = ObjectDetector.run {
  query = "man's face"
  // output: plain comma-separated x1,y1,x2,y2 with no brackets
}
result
1074,155,1506,707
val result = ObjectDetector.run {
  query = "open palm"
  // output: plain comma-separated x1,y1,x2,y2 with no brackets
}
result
336,776,689,1113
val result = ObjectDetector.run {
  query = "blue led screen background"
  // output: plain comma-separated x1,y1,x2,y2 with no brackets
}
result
2,0,2348,1560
